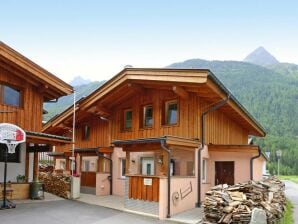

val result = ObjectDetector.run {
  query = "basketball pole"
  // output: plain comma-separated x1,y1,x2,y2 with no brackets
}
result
1,140,10,209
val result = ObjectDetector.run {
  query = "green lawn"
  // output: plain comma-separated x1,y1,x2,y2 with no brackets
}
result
280,176,298,184
284,200,294,224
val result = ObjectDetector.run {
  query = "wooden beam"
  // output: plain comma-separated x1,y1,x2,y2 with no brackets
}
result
127,83,145,95
86,104,111,117
172,85,189,99
38,84,49,94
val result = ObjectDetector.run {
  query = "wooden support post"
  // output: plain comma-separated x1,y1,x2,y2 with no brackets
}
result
161,150,168,176
126,151,130,175
33,152,39,182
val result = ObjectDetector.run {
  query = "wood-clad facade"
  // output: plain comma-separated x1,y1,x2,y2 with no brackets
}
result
0,66,44,132
110,89,248,145
0,42,73,194
0,41,73,132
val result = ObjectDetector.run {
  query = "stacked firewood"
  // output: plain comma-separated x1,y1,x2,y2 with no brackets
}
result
203,177,286,224
39,164,54,172
39,172,71,199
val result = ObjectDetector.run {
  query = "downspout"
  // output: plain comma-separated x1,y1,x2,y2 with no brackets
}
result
250,146,261,180
196,94,230,207
161,139,171,218
96,152,113,195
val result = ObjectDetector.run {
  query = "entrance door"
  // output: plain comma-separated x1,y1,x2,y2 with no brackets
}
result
215,161,234,185
80,157,97,194
142,157,154,175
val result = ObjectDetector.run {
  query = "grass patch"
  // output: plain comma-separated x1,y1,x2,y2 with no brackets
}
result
280,176,298,184
283,200,294,224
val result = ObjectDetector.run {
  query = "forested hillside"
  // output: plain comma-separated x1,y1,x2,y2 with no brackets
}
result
168,58,298,175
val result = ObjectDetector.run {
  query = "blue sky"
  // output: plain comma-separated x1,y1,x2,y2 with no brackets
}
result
1,0,297,82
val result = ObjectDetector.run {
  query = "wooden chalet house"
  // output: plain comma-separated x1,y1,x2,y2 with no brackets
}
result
0,42,73,199
43,68,267,219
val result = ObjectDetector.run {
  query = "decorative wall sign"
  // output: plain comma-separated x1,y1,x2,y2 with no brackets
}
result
172,191,180,206
144,178,152,186
180,181,193,200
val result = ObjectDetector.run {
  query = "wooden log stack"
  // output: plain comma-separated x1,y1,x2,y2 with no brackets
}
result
39,172,71,199
203,177,286,224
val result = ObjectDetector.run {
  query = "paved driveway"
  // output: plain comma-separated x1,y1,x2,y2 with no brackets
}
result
284,180,298,223
0,200,175,224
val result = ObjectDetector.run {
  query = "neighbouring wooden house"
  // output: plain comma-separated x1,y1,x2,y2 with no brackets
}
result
43,68,267,219
0,42,73,199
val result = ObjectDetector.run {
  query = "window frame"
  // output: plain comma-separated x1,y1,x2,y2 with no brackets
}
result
123,108,133,131
0,83,23,108
141,104,153,129
163,99,179,126
120,158,126,179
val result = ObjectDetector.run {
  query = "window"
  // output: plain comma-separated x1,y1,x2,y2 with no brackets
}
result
0,144,21,163
60,160,66,170
186,161,194,176
142,105,153,128
123,109,132,130
0,84,21,107
81,157,98,172
141,157,154,175
164,100,178,125
82,125,90,140
202,159,207,183
120,158,126,178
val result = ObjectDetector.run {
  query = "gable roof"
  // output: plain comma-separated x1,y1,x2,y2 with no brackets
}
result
43,68,266,137
0,42,73,100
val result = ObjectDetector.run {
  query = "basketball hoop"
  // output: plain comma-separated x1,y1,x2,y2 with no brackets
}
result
0,123,26,154
7,142,19,154
0,123,26,210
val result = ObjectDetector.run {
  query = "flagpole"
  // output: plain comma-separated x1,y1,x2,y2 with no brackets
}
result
71,90,76,176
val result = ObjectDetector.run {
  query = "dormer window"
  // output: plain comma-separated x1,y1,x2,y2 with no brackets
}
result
1,84,21,107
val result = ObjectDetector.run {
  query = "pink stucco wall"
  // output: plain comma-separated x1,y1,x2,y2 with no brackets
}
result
96,173,110,196
200,145,265,200
253,156,266,181
208,150,259,185
112,147,126,196
159,148,199,219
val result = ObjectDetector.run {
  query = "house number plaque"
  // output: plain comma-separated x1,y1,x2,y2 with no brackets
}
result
144,178,152,186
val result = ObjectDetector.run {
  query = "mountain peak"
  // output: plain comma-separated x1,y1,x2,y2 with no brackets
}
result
244,46,279,67
69,76,91,86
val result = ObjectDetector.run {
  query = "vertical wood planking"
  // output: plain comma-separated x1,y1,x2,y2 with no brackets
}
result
129,176,159,202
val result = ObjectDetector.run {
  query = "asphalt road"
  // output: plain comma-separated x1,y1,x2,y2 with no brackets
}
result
0,200,174,224
284,180,298,223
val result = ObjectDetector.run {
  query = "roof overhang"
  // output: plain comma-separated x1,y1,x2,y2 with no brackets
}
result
26,131,72,145
43,68,266,137
113,136,200,152
0,42,73,100
208,144,268,161
48,152,65,157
